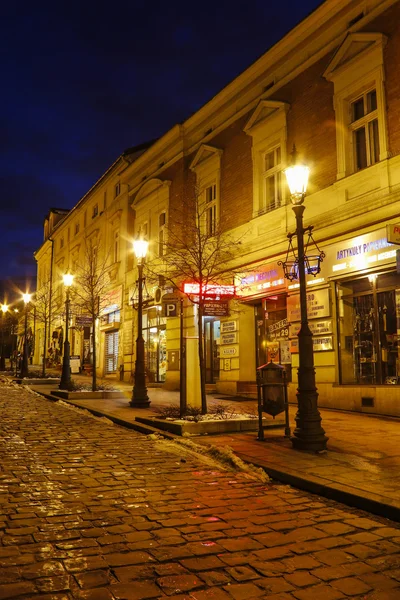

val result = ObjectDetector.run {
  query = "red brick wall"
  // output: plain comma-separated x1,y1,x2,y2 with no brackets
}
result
362,2,400,158
272,55,337,195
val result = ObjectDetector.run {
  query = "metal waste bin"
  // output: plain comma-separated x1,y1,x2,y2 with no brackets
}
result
256,361,290,440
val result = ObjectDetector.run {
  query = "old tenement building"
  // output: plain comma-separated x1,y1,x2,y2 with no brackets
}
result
35,0,400,416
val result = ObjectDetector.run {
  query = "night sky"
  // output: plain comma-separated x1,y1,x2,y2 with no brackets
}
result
0,0,322,288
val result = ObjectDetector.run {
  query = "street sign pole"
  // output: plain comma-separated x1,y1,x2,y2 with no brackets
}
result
179,297,186,417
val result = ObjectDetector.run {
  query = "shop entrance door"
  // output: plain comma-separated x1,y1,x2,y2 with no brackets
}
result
204,319,220,383
105,330,119,374
146,325,167,383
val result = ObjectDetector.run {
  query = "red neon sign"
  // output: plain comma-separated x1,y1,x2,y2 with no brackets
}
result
183,283,236,297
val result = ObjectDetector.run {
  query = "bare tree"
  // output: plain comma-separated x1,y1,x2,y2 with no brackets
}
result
34,277,54,377
72,235,110,391
146,185,244,414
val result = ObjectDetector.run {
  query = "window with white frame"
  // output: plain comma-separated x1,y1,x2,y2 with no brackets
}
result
263,145,283,212
113,230,120,263
158,212,166,256
205,183,217,236
190,144,222,236
244,100,289,218
350,89,379,171
324,33,388,180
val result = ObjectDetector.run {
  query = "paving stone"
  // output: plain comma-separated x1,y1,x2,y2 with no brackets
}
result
331,575,372,595
110,580,161,599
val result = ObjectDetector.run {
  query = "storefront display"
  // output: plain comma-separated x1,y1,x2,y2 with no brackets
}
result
337,272,400,385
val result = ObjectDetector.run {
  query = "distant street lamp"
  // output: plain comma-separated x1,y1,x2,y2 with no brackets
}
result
20,293,31,379
130,235,151,408
0,303,8,370
283,148,328,452
59,273,74,390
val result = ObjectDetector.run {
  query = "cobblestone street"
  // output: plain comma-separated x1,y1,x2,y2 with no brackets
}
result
1,383,400,600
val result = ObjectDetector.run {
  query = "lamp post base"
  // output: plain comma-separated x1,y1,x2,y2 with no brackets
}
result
130,393,151,408
291,406,328,452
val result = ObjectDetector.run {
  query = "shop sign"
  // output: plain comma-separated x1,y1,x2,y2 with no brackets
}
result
221,332,237,345
287,288,330,322
289,319,333,338
221,346,238,357
386,224,400,245
75,315,93,326
323,228,396,277
238,261,286,298
267,317,289,340
290,335,333,353
183,282,235,297
221,320,237,333
70,355,80,374
203,301,229,317
101,285,122,315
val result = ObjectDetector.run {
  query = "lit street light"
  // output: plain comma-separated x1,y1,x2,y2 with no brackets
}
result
0,303,8,370
59,273,74,390
20,293,31,379
284,148,328,452
130,235,150,408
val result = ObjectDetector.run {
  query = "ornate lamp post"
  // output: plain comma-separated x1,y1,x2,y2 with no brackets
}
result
130,235,151,408
0,304,8,370
20,293,31,378
59,273,74,390
283,149,328,452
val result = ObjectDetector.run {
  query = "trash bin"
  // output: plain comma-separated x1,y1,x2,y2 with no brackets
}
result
256,361,290,440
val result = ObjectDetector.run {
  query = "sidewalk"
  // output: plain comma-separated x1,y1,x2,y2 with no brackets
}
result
17,367,400,522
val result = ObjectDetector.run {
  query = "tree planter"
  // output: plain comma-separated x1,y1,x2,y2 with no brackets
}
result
135,415,284,436
52,390,124,400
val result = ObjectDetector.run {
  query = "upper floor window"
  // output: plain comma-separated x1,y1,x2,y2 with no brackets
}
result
158,212,166,256
205,184,217,236
114,182,121,198
323,33,388,180
113,230,120,263
350,89,379,171
92,204,98,218
263,146,283,213
244,100,289,218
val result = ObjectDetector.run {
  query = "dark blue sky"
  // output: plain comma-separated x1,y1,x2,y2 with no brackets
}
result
0,0,322,285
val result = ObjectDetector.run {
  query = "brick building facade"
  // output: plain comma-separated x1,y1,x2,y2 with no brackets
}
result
35,0,400,416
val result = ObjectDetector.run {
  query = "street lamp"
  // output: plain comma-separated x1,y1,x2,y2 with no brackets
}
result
59,273,74,390
0,304,8,370
20,293,31,379
130,235,151,408
284,148,328,452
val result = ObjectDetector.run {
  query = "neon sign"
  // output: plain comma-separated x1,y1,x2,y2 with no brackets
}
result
183,283,236,297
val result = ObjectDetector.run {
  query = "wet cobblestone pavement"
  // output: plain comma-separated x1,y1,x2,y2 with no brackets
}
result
1,383,400,599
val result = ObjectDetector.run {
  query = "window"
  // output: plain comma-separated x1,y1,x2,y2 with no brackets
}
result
205,184,217,235
189,145,222,235
323,33,388,179
350,90,379,171
263,146,283,212
244,100,289,217
114,182,121,198
158,212,166,256
113,230,119,263
75,222,80,236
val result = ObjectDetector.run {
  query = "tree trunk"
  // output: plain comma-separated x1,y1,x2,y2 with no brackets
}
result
91,313,97,391
42,319,47,377
197,300,207,414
